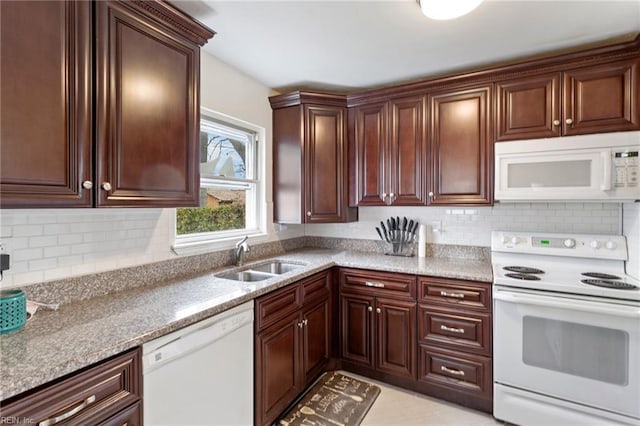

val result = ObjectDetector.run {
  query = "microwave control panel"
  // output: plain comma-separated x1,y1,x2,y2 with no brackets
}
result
613,150,638,188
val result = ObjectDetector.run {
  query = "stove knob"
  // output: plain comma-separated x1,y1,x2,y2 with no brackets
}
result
563,238,576,248
511,237,519,245
501,235,509,244
605,241,617,250
590,240,601,249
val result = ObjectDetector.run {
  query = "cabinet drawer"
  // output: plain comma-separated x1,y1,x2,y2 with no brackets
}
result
340,268,416,299
300,270,331,305
419,277,491,311
419,345,492,398
419,306,491,356
1,349,141,425
256,284,301,331
99,401,141,426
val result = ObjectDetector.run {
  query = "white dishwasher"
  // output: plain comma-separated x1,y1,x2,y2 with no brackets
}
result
143,301,254,426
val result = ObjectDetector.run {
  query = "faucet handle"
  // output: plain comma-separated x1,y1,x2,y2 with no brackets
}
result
236,235,249,248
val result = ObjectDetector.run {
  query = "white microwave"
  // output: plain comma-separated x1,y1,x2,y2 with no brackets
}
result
495,131,640,202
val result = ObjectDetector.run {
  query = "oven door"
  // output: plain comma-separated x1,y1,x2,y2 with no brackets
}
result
494,287,640,419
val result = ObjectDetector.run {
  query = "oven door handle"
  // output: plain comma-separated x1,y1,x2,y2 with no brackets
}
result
494,290,640,318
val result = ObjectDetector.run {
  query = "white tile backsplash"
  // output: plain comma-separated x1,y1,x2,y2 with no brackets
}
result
0,208,175,288
305,203,623,247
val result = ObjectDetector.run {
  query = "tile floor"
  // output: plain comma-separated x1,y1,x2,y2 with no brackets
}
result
348,372,503,426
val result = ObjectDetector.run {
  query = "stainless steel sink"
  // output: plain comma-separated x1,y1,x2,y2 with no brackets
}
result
215,261,304,282
215,270,276,282
251,261,302,275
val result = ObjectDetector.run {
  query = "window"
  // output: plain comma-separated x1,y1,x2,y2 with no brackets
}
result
174,107,265,253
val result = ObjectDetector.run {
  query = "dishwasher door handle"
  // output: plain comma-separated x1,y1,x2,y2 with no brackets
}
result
143,308,253,371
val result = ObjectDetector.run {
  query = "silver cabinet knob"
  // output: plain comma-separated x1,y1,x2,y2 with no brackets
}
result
553,119,560,126
565,118,574,125
381,192,387,199
306,211,311,217
82,180,93,190
102,182,112,191
376,308,381,314
389,192,395,198
367,306,373,312
428,191,434,197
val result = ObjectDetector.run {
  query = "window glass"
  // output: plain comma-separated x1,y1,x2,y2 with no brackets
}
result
176,109,261,243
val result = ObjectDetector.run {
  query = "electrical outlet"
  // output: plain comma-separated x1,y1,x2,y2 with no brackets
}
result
431,221,443,233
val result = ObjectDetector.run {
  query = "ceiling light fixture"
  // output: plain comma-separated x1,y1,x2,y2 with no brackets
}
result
417,0,484,20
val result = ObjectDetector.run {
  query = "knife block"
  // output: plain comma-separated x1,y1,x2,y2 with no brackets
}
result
377,240,416,257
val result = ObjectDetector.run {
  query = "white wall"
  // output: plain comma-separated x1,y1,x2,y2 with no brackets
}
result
305,203,623,247
0,52,303,289
623,203,640,280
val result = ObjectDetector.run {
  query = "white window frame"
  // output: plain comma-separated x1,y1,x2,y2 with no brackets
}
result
172,107,267,255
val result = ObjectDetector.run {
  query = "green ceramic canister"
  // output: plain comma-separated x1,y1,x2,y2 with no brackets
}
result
0,289,27,334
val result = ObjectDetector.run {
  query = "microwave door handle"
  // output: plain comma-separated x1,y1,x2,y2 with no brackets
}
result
493,290,640,319
600,150,612,191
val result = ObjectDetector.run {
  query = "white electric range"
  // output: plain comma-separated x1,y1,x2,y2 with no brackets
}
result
491,231,640,426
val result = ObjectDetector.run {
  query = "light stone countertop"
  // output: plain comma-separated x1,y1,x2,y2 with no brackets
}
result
0,248,492,401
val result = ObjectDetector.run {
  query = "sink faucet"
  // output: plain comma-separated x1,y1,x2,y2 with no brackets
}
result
235,236,250,266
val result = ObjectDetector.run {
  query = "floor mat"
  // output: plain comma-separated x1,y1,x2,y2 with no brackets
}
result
278,371,381,426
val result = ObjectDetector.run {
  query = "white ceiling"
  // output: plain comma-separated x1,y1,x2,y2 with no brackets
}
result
177,0,640,92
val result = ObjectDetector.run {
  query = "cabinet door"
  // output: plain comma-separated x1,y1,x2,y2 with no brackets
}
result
495,73,561,141
428,86,492,205
302,297,331,384
353,102,389,206
563,59,640,136
95,1,200,207
340,293,375,368
375,298,417,379
0,0,92,207
255,314,302,426
305,105,348,222
389,96,426,205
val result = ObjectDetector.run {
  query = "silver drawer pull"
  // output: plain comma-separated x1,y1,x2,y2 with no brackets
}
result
440,366,465,376
440,290,465,299
440,324,465,334
365,281,385,288
39,395,96,426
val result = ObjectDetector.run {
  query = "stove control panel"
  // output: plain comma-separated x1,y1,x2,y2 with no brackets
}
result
492,231,628,260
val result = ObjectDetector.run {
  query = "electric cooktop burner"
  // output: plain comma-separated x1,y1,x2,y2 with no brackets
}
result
581,272,621,280
505,273,541,281
503,266,545,274
581,279,638,290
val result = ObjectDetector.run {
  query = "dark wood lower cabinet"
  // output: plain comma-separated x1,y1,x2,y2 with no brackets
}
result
0,348,142,424
375,298,416,379
339,269,418,383
255,268,493,423
417,345,492,413
302,297,332,383
256,313,302,426
255,271,333,426
340,293,375,368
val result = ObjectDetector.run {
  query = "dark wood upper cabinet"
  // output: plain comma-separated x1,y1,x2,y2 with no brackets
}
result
428,85,493,206
563,59,640,136
495,73,561,141
352,102,388,206
496,59,640,141
95,1,205,207
270,92,357,223
0,0,214,208
351,96,425,206
0,1,92,207
390,96,426,205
